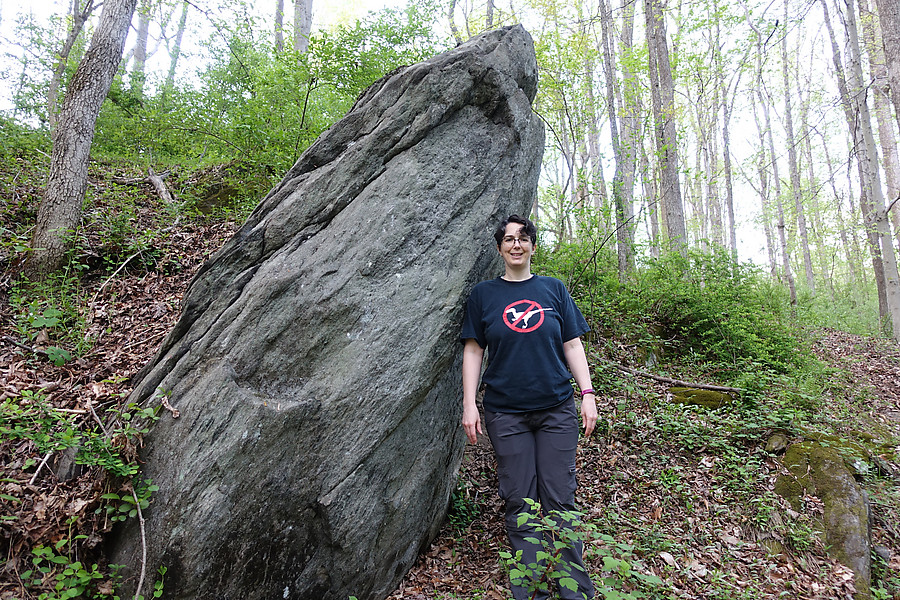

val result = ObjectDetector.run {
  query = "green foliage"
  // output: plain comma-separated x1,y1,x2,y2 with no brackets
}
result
499,499,662,600
97,480,159,523
538,243,813,381
9,275,91,363
21,538,115,600
88,0,445,176
0,389,159,478
447,476,482,532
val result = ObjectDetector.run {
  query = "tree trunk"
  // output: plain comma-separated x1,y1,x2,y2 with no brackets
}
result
486,0,495,29
293,0,312,54
26,0,138,278
164,1,189,95
448,0,463,45
873,0,900,133
859,0,900,251
642,147,661,258
782,0,816,294
844,0,900,341
820,130,861,286
800,92,835,299
600,0,633,276
617,0,640,252
644,0,686,251
275,0,285,53
822,0,891,331
47,0,96,132
131,0,151,98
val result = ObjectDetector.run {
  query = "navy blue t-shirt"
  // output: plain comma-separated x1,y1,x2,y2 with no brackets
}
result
460,275,590,413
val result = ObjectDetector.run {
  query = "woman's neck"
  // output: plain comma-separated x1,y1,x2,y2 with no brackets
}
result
502,267,532,282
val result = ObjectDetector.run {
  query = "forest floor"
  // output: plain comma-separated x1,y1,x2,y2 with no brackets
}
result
1,184,900,599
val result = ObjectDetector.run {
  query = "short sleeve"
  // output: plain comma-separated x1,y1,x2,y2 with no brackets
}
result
460,288,487,347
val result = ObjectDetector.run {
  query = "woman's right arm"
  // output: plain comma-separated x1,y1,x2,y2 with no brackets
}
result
461,338,485,444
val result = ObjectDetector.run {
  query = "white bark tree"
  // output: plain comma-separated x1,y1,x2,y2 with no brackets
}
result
293,0,312,54
644,0,686,250
873,0,900,133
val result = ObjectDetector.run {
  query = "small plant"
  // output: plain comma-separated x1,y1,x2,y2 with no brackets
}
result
499,499,662,600
97,479,159,524
20,537,116,600
447,476,482,532
499,499,589,599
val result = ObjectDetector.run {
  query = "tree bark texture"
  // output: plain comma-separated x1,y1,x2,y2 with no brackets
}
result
873,0,900,136
859,0,900,251
27,0,138,278
644,0,686,251
599,0,633,276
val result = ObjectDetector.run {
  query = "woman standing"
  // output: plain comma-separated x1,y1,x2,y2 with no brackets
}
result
460,214,597,600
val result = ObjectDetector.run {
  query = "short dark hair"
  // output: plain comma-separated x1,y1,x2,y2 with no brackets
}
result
494,214,537,248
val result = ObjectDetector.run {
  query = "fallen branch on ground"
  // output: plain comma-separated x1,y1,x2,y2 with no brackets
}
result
610,363,744,394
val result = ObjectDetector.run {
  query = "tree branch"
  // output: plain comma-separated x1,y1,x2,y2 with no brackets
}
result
610,362,744,394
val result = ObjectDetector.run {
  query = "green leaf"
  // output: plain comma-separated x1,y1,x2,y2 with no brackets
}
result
559,577,578,591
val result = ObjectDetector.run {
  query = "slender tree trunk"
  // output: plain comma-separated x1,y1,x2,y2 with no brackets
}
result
844,0,900,341
27,0,138,277
642,147,661,257
275,0,285,52
873,0,900,133
131,0,151,98
819,0,891,318
859,0,900,251
819,130,861,286
164,1,189,94
617,0,640,258
600,0,633,276
800,95,835,298
718,9,741,260
645,0,686,251
782,0,816,294
47,0,96,131
293,0,312,54
761,83,796,302
448,0,463,45
486,0,495,29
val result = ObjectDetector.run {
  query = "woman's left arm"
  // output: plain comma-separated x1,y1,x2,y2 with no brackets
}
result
563,336,597,437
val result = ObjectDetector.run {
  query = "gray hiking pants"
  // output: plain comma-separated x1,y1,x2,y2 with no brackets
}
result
484,398,595,600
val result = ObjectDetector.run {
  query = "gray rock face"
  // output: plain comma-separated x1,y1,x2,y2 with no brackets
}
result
109,25,544,600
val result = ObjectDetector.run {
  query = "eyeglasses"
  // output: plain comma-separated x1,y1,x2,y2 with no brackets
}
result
502,236,532,246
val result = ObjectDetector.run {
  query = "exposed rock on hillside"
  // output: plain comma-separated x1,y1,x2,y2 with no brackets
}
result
108,24,544,600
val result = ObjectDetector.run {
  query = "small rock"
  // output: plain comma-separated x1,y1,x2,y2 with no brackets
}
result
765,432,790,454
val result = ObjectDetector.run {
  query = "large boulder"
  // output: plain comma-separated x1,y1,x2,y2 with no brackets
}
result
108,24,544,600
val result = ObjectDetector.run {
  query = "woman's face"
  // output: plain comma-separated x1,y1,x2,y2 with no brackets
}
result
498,222,534,269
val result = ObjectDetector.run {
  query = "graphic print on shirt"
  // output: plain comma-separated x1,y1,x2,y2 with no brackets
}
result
503,299,554,333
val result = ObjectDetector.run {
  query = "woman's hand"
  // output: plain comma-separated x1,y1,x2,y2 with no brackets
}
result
462,403,482,444
581,393,597,437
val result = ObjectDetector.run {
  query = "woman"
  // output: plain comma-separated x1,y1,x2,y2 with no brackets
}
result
460,214,597,600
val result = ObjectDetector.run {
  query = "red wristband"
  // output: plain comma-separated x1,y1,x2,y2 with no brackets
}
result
580,388,595,397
